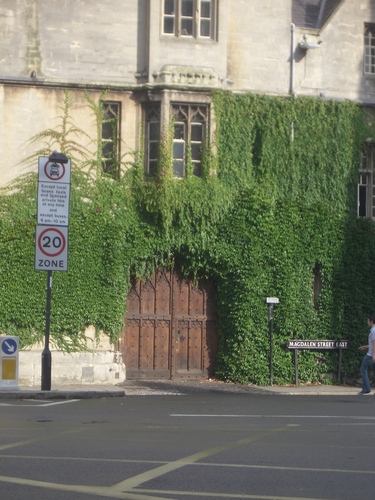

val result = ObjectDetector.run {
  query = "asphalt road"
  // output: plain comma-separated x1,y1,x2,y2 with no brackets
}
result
0,392,374,500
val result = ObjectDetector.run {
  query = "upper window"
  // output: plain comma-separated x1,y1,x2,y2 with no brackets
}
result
358,143,375,218
163,0,216,39
101,101,121,179
144,103,161,177
144,101,208,179
312,264,322,310
172,103,208,178
364,24,375,75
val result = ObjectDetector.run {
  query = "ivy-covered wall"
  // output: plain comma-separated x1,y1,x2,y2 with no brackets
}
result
212,93,375,384
1,90,374,385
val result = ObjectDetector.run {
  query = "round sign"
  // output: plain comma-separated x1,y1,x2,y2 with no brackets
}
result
2,338,17,355
44,161,66,181
37,227,66,257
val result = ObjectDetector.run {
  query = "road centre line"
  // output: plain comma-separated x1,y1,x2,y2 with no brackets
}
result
136,486,371,499
170,413,375,420
0,454,166,465
0,426,86,451
0,438,51,452
0,453,374,476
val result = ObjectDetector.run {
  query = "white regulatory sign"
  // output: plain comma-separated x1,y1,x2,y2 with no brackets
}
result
37,156,71,226
35,225,68,271
38,156,71,184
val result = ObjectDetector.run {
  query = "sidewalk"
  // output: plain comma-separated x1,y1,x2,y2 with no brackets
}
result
0,380,364,399
122,380,362,397
259,385,361,396
0,385,126,400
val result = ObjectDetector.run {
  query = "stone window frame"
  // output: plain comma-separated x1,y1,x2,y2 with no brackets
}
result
171,103,208,178
364,23,375,75
358,142,375,219
142,92,212,179
312,263,323,311
162,0,217,40
101,101,121,179
143,102,161,177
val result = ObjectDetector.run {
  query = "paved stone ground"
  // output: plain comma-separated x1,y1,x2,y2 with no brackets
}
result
120,378,361,396
0,378,363,399
122,378,271,394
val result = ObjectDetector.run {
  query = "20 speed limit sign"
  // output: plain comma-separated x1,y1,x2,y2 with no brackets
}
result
35,226,68,271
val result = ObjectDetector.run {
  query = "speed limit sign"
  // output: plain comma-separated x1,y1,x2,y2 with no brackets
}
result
35,225,68,271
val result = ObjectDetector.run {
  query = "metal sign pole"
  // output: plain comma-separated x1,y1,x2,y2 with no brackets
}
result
41,270,52,391
266,297,279,386
269,303,274,386
36,151,70,391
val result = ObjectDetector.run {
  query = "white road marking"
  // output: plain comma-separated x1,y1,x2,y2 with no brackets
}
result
170,413,375,420
0,399,80,407
107,427,286,494
0,424,370,499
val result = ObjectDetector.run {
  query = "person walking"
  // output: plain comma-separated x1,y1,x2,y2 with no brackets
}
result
358,316,375,394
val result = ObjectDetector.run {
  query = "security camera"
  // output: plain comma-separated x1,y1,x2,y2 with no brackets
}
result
299,35,321,50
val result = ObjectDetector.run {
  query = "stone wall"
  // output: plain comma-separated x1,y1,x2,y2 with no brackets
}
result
18,329,125,387
0,85,137,186
0,0,146,83
293,0,375,101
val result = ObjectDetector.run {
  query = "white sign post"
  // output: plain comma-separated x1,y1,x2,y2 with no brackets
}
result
0,336,19,390
35,152,71,391
35,155,70,271
37,156,71,226
266,297,279,386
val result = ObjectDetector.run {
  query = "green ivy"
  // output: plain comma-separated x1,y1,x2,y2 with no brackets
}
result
212,93,374,384
1,90,374,384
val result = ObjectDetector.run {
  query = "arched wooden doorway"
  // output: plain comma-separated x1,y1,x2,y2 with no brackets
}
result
122,269,218,379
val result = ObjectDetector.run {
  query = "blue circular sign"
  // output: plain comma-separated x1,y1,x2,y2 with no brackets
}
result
2,338,17,355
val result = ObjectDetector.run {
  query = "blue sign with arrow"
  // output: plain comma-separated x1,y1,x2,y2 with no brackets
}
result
2,338,17,355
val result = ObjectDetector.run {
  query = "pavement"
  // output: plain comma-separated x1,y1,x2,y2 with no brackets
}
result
0,379,367,399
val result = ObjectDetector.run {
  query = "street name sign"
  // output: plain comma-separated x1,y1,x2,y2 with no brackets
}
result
287,339,349,350
266,297,279,304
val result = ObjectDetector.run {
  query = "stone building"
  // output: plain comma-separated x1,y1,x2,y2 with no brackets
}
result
1,0,375,385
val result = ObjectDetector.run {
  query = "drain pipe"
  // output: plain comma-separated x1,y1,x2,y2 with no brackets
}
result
290,23,296,142
290,23,296,96
317,0,327,29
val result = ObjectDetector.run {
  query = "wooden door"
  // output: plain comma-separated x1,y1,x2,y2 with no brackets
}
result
123,269,217,380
